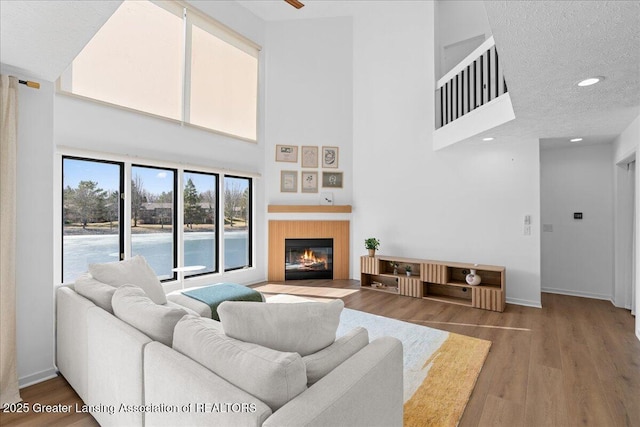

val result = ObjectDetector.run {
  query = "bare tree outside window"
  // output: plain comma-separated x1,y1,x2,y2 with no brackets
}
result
131,166,176,280
225,181,245,228
224,176,251,271
62,158,121,283
183,172,218,276
131,174,146,227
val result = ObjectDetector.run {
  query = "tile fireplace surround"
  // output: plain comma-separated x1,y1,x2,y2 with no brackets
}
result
268,220,350,281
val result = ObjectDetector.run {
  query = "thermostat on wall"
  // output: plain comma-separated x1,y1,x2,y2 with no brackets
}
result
320,192,334,206
573,212,583,220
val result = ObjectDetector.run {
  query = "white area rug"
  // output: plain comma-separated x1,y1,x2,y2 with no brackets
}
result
337,307,449,403
266,293,491,426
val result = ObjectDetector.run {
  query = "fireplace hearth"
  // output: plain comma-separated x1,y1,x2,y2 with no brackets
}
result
285,238,333,280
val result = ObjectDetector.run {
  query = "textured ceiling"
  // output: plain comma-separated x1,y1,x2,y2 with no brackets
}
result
482,0,640,149
0,0,122,81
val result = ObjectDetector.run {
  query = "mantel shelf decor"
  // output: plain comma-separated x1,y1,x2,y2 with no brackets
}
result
267,205,352,213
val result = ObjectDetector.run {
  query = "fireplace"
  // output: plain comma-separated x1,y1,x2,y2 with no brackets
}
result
285,238,333,280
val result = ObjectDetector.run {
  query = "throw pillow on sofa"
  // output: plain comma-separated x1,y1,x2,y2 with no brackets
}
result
73,273,117,314
173,315,307,411
89,255,167,305
218,299,344,356
112,285,188,346
302,326,369,385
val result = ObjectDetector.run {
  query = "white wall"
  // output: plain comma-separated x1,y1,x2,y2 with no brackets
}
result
264,17,353,207
540,143,614,300
351,2,541,307
613,115,640,340
435,0,492,79
1,64,56,386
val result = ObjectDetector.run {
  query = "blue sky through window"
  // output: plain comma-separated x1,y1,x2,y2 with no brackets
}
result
63,158,119,192
64,159,220,196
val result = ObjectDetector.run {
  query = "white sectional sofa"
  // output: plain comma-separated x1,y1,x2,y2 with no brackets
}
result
55,260,403,427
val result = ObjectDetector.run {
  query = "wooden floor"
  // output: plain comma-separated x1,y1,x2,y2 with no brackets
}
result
2,280,639,426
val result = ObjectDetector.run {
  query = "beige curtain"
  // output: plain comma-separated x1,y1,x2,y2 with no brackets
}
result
0,74,21,405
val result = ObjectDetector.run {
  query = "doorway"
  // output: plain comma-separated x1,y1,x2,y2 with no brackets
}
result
616,158,636,315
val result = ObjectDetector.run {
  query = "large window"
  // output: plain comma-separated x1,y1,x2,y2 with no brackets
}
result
131,165,177,280
184,171,218,276
59,0,259,141
189,17,258,140
61,156,252,283
224,176,252,271
62,157,123,283
61,1,183,120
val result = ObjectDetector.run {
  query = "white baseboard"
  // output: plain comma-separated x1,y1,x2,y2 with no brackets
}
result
19,368,57,388
506,297,542,308
541,287,612,301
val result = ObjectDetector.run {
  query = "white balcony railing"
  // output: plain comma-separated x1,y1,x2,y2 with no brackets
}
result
435,36,508,129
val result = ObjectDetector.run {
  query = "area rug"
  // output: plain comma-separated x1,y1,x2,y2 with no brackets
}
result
337,309,491,426
265,294,491,426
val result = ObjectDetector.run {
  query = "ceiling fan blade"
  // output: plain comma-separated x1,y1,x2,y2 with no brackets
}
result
285,0,305,9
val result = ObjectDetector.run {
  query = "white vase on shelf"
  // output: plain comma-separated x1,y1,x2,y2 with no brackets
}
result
465,269,482,286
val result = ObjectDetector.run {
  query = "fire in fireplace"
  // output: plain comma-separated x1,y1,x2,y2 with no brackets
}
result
285,238,333,280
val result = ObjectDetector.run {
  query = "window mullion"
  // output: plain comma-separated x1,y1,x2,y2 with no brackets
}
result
219,176,225,272
182,8,192,125
123,162,133,259
176,171,185,270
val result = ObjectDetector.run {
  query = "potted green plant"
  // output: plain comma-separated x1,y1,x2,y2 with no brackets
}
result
364,238,380,257
405,265,412,276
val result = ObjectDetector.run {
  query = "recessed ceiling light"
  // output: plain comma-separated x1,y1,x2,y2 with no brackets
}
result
482,137,494,141
577,77,603,87
570,138,583,142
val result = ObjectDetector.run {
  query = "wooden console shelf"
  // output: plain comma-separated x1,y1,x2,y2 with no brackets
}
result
268,205,352,213
360,255,506,312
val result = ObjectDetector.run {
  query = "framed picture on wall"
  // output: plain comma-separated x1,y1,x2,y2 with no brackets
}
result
275,145,298,163
301,146,318,168
322,171,343,188
301,171,318,193
280,170,298,192
322,146,339,168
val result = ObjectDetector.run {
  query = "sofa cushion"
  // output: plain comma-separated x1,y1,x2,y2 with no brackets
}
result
173,315,307,411
303,327,369,385
73,274,117,314
89,255,167,305
165,300,200,317
112,285,187,346
218,299,344,357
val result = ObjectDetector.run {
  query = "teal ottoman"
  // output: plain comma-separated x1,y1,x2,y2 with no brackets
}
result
182,283,263,320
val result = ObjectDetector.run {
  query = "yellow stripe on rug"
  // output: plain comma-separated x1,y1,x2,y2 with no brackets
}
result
404,333,491,427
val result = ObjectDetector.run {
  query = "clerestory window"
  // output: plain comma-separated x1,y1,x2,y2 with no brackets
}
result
58,0,259,142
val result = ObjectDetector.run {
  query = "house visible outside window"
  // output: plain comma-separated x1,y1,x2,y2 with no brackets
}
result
61,156,252,284
224,175,252,271
58,0,260,142
62,157,123,283
131,165,177,280
183,171,218,276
